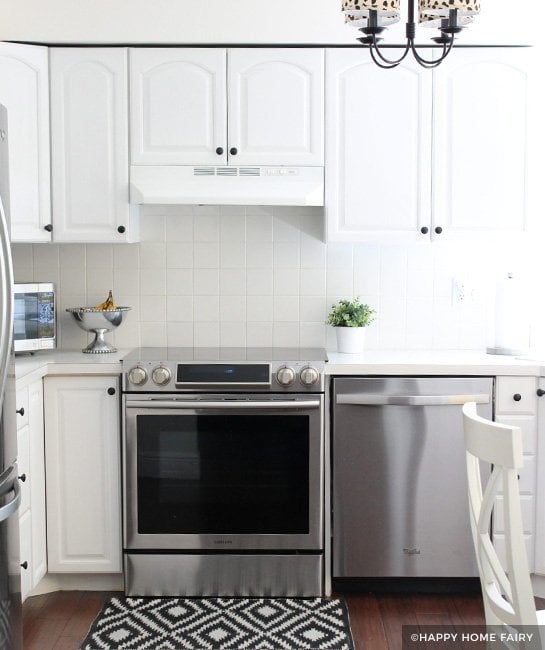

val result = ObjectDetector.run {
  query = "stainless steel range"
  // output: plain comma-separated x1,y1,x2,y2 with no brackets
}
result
122,347,327,597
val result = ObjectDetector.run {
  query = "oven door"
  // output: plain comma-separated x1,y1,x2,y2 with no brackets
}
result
124,394,324,551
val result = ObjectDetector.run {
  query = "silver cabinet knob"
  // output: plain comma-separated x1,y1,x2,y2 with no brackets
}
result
299,366,319,386
152,366,171,386
276,366,296,387
128,366,148,386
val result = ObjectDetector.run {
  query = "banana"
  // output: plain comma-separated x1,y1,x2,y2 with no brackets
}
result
96,290,117,311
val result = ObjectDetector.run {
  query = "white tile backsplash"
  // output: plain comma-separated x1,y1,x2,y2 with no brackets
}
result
14,204,527,351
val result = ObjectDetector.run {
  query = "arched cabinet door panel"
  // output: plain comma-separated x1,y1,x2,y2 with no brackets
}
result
50,48,132,243
228,49,324,166
130,48,227,165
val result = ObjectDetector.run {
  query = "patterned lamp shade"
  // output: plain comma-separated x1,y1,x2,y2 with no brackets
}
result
342,0,401,18
345,12,400,27
419,0,481,16
419,10,473,26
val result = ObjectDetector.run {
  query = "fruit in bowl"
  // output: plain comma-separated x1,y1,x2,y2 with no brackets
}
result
66,291,131,354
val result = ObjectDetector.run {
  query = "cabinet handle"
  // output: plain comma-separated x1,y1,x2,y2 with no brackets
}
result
513,393,522,402
44,224,53,232
420,227,429,235
21,562,28,570
434,226,443,235
216,147,224,155
230,147,238,156
117,226,126,234
16,407,24,416
537,389,545,397
107,387,116,396
18,474,26,483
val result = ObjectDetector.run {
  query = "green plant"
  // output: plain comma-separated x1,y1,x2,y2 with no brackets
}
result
326,297,376,328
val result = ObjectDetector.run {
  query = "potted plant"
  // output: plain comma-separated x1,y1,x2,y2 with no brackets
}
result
327,297,376,354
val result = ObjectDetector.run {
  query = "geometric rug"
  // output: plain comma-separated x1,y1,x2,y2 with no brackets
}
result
80,597,355,649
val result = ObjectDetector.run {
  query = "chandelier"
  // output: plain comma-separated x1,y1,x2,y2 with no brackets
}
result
342,0,481,69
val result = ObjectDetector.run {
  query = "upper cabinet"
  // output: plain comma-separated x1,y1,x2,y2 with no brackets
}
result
50,48,136,242
326,47,542,242
0,44,52,242
129,48,324,167
326,51,432,242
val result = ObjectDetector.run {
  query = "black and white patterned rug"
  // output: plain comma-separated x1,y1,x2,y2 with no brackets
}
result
80,597,354,650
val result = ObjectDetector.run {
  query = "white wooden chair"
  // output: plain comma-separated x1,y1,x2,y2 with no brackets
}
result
462,402,544,636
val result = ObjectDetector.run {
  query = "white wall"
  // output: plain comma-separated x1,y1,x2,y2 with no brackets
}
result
1,0,541,45
11,205,539,353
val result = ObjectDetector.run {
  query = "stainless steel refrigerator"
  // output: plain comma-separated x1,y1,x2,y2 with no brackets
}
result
0,103,23,649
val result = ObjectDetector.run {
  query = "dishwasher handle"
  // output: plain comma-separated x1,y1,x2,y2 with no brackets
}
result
336,393,490,407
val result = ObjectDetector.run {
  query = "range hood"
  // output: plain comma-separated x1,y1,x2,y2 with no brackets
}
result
130,166,324,206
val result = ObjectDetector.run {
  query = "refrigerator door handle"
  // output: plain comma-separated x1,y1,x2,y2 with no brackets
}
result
0,188,14,408
336,393,491,406
0,475,21,523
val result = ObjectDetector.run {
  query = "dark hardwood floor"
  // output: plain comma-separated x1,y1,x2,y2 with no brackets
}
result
22,589,492,649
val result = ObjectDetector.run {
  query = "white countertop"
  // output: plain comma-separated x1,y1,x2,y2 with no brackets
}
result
15,348,545,388
325,350,545,376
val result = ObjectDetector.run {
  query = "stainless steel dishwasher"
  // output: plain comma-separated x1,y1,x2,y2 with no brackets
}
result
332,376,493,580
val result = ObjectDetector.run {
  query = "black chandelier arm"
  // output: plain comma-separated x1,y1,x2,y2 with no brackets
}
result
369,34,411,68
410,34,455,68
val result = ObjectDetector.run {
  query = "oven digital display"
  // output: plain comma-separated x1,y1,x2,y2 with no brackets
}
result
176,364,270,385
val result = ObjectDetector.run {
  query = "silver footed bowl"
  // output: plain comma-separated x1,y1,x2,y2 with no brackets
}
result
66,307,131,354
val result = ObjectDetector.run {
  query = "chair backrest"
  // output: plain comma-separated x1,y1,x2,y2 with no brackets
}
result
462,402,538,627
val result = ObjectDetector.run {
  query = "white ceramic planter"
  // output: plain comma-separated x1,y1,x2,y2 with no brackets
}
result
335,327,365,354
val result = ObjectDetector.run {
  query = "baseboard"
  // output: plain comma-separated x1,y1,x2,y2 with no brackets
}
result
30,573,124,596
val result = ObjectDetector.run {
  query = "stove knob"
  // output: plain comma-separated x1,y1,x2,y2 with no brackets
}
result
276,366,296,387
299,366,319,387
128,366,148,386
152,366,172,386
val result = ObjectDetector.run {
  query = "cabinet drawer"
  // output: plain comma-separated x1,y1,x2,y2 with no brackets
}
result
494,415,537,454
496,376,537,415
15,386,29,430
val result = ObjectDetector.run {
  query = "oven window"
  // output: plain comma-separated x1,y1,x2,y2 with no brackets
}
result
136,414,310,535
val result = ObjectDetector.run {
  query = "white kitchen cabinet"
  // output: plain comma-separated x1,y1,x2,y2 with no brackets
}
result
326,50,432,242
0,43,51,242
228,49,324,166
16,380,47,602
534,377,545,576
130,48,227,166
493,376,538,572
50,48,136,243
432,47,540,241
326,47,540,242
130,48,324,167
44,375,121,573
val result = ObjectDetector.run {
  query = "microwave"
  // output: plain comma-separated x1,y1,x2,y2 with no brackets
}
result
13,283,56,353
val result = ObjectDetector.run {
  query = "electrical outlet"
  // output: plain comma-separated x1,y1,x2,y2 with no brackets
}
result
452,277,477,305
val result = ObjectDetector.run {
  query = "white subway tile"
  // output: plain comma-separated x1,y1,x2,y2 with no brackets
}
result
61,266,86,296
59,244,85,268
300,234,326,269
274,296,299,322
86,268,114,296
380,246,408,297
220,269,246,296
299,322,326,347
33,243,60,268
166,214,193,242
167,322,194,347
12,244,34,268
166,269,193,296
220,240,246,268
247,296,273,322
140,322,167,347
114,244,139,269
166,242,193,269
193,269,219,295
220,296,246,321
166,296,194,322
405,299,434,350
246,213,273,241
141,295,167,320
273,215,301,243
377,296,407,349
194,242,220,268
220,322,246,347
273,242,300,269
300,296,327,322
353,244,381,296
140,269,166,296
273,322,299,347
139,215,166,242
246,269,273,295
139,243,166,269
246,323,273,347
326,268,353,297
327,243,353,269
274,268,299,296
194,215,220,242
194,322,220,347
300,269,326,296
247,242,273,268
407,266,434,299
220,214,246,242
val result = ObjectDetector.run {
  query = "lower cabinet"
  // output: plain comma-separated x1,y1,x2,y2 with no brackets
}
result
16,380,47,602
44,375,122,572
493,376,538,572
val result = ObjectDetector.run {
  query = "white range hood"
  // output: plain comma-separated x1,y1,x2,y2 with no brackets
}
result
130,166,324,206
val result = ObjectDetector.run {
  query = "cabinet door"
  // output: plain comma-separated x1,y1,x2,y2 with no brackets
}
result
29,380,47,587
432,48,537,240
130,48,227,165
325,50,432,242
44,375,121,572
50,48,132,242
535,377,545,576
0,44,51,242
228,49,324,166
19,510,32,602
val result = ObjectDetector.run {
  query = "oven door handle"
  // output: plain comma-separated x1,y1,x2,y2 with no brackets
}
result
125,399,321,410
